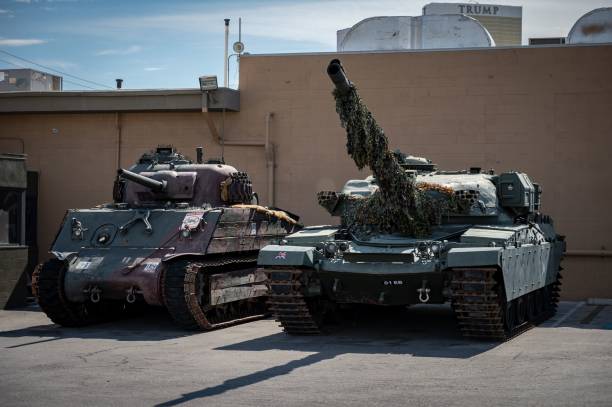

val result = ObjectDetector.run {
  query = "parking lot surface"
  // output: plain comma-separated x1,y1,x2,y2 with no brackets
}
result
1,301,611,407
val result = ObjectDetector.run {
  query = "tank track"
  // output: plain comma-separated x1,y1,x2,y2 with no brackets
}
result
451,267,562,341
32,259,125,327
162,255,267,330
266,267,323,335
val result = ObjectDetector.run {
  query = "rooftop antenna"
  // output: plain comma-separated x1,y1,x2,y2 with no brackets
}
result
224,18,230,88
230,18,245,89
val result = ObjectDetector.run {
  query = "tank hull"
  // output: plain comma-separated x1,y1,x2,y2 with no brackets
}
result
35,205,299,329
259,221,565,339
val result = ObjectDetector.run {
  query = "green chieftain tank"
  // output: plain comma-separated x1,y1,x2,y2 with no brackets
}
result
258,59,565,340
33,146,300,330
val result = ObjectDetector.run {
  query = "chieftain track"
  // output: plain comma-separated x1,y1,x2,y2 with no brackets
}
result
266,265,562,340
451,267,562,340
163,254,268,330
266,267,323,335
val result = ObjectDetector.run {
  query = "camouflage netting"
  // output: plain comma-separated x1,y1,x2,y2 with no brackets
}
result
326,86,459,237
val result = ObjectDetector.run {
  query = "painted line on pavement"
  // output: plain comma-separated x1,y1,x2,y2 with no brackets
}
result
551,301,585,327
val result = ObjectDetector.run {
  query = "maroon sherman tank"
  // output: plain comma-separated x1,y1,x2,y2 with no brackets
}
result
33,146,301,330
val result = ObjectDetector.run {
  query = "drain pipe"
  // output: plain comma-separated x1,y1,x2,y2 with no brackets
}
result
115,112,123,168
265,112,275,206
204,112,275,206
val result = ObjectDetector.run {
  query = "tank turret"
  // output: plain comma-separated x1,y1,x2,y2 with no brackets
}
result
112,146,253,207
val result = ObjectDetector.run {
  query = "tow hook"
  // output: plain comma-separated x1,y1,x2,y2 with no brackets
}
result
84,286,102,303
126,286,141,304
417,280,430,303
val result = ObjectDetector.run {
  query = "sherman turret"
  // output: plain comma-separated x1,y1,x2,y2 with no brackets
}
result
33,146,301,330
259,59,565,340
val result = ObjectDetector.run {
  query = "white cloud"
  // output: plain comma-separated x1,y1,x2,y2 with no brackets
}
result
95,45,142,56
0,9,11,13
54,0,612,48
0,38,47,46
144,66,165,72
81,1,419,48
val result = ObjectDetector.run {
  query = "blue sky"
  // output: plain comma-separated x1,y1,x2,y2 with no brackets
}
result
0,0,610,90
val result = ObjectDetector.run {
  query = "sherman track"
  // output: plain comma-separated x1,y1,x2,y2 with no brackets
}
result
32,259,126,327
267,265,561,340
163,255,268,330
451,267,562,341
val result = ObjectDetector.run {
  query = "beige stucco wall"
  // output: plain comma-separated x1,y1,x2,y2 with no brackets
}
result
1,45,611,300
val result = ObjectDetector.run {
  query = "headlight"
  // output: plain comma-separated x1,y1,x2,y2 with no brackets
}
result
324,242,337,257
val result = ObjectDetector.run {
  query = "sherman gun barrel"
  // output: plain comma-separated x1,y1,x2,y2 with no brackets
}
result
118,168,167,193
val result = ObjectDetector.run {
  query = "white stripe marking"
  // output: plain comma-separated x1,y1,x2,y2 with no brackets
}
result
552,301,585,327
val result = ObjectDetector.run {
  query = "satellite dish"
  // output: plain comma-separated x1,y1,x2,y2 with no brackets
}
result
233,41,245,53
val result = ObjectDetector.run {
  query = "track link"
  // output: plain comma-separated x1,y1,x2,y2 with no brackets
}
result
451,267,562,341
163,255,266,330
266,267,322,335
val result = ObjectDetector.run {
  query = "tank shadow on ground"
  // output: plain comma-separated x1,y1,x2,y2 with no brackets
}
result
218,304,500,359
157,305,499,406
0,307,192,345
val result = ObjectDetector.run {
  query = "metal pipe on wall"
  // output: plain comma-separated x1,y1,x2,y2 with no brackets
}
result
265,112,275,206
115,112,122,169
205,111,275,206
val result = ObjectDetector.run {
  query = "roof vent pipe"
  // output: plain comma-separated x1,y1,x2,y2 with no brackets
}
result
115,79,123,89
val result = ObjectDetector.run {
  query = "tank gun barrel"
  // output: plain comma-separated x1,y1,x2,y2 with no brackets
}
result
325,58,446,237
118,168,167,192
327,59,352,95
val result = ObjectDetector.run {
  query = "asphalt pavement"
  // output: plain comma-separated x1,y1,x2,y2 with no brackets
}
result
1,301,611,407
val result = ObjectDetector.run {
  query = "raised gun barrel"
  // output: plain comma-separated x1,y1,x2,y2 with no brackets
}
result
327,59,352,95
118,168,167,193
324,58,454,237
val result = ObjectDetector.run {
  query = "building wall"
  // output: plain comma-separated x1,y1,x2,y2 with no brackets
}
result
1,44,611,300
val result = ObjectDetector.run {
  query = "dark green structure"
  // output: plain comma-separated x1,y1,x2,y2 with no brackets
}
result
259,59,565,340
0,153,28,309
33,146,300,330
